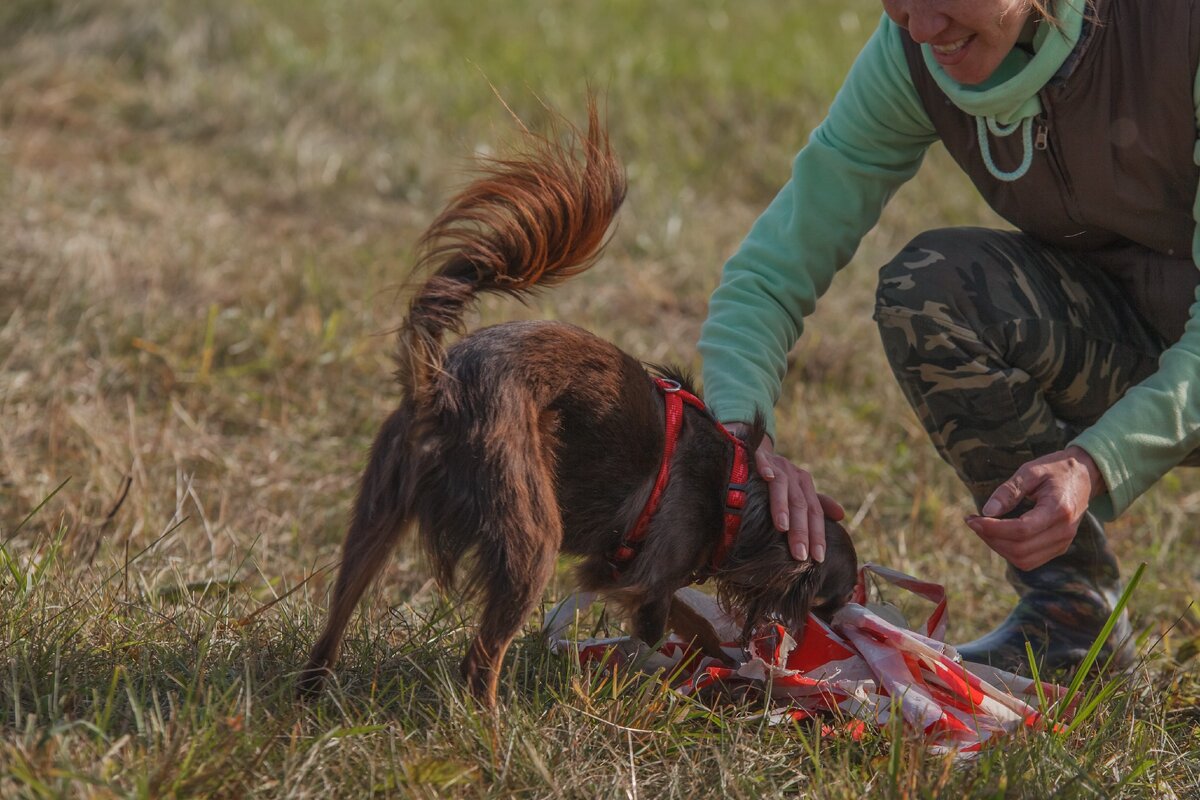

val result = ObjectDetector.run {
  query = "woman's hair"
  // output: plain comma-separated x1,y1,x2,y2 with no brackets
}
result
1030,0,1095,29
1029,1,1055,24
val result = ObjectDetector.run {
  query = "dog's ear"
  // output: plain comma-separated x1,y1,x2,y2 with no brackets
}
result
740,410,769,458
722,557,824,644
811,520,859,618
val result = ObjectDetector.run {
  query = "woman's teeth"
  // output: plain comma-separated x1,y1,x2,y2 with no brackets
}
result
932,36,971,54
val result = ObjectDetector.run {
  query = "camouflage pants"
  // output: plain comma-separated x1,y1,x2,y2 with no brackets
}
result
873,227,1197,508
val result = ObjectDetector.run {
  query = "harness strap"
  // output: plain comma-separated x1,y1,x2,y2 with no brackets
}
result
611,376,749,578
712,433,750,569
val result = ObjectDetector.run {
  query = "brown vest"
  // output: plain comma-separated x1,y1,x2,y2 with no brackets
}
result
900,0,1200,340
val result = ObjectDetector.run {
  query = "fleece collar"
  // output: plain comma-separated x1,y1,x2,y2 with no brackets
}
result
920,0,1085,125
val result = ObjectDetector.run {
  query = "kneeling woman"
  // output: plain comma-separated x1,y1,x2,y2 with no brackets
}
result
700,0,1200,671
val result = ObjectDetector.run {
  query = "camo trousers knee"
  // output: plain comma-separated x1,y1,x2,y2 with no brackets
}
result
872,228,1167,508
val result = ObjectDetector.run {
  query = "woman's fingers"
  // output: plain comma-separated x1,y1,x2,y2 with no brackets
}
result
785,469,812,561
753,445,777,480
980,463,1050,517
797,470,826,562
734,428,837,563
764,453,830,563
818,493,845,521
966,501,1065,542
971,519,1073,570
966,474,1082,571
765,466,792,533
964,448,1104,570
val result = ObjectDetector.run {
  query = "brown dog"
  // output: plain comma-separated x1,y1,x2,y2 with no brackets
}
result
298,103,857,707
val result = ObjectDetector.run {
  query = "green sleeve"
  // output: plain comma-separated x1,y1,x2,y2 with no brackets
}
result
698,16,937,441
1069,61,1200,520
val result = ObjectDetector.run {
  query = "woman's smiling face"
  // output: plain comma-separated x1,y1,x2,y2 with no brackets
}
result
882,0,1036,85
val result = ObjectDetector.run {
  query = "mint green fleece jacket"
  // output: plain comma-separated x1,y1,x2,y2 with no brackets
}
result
698,8,1200,520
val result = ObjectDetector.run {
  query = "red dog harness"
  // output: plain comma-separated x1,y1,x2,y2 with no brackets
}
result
610,377,751,577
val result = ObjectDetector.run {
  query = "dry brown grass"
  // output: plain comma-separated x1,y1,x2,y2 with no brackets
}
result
2,0,1198,796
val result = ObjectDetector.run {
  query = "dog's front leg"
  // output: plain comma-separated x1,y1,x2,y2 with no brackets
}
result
630,593,671,654
667,596,733,663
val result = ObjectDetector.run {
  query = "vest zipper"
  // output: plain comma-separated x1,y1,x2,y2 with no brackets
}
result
1034,120,1049,151
1035,93,1083,224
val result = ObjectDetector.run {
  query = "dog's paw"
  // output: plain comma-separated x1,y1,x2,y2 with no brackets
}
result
296,661,333,699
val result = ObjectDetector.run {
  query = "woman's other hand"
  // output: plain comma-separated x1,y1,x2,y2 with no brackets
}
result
964,445,1106,570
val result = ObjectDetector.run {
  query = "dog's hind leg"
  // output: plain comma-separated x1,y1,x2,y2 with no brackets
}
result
459,428,562,708
461,541,557,709
298,408,412,697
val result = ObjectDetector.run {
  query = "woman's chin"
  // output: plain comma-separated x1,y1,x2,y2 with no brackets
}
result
943,59,999,86
932,37,1007,86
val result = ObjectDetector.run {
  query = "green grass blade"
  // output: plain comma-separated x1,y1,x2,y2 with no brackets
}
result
1057,561,1145,723
2,477,70,550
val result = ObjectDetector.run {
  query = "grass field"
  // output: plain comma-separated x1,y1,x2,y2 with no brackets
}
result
2,0,1199,796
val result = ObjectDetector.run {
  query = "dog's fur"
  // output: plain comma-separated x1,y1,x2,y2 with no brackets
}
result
298,103,858,707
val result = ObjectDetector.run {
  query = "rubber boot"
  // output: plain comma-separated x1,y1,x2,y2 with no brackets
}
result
957,512,1134,675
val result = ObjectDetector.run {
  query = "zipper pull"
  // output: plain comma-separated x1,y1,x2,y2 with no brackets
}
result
1034,119,1049,151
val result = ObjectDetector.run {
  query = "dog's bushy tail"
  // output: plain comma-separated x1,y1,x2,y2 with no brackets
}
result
395,99,627,397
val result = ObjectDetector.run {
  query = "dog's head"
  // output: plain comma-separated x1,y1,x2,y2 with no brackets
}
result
714,459,858,642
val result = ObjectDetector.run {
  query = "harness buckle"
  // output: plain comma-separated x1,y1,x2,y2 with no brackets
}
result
725,482,749,516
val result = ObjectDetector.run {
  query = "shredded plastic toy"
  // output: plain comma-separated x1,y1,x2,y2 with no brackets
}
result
544,564,1068,753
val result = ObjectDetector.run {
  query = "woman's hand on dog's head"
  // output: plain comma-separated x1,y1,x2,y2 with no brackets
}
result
725,424,845,564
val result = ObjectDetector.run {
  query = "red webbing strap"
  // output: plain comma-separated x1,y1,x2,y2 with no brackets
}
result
612,378,688,568
710,436,749,570
612,377,749,576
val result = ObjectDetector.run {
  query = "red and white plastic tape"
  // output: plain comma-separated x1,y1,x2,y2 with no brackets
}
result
543,564,1068,753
